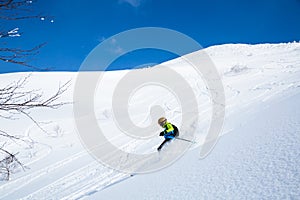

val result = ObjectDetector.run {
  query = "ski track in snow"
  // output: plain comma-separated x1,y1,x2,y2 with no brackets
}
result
107,93,300,200
0,43,300,199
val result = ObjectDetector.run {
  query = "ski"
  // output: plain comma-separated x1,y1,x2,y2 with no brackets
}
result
175,137,196,144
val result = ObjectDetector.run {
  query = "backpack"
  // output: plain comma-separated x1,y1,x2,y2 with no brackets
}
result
172,124,179,137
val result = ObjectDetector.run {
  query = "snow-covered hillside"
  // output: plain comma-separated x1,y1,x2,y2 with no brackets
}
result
0,42,299,199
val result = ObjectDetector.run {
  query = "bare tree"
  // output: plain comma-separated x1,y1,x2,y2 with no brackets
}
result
0,75,70,130
0,0,47,69
0,144,26,181
0,1,69,180
0,75,71,180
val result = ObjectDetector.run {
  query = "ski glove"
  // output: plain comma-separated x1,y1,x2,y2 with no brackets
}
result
159,131,165,136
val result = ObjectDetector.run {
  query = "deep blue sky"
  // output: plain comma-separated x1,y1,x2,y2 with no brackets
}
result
1,0,300,73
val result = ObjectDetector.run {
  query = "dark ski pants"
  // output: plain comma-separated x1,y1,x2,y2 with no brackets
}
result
157,138,172,151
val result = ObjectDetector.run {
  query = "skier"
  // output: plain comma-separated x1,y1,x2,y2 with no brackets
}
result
157,117,179,151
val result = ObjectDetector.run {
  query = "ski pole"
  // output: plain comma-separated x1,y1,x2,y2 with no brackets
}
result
176,137,196,144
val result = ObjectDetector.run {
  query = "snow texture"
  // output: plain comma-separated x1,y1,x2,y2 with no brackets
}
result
0,42,299,199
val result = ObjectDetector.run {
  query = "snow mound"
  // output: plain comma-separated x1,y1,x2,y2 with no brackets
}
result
224,64,250,76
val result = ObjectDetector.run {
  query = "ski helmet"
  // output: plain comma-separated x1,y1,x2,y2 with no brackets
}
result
158,117,167,126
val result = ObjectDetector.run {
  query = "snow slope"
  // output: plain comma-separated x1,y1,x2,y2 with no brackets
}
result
97,88,300,200
0,42,299,199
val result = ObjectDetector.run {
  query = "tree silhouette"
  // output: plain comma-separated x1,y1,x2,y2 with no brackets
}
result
0,0,69,180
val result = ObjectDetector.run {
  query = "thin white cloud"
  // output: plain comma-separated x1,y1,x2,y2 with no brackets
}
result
110,38,124,55
114,46,124,54
97,36,106,43
111,38,117,45
119,0,142,8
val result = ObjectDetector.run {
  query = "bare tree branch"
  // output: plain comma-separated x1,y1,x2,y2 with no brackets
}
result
0,0,50,70
0,0,14,8
0,0,34,10
0,76,71,114
0,75,71,180
0,0,69,181
0,0,40,22
0,43,47,70
0,148,25,181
